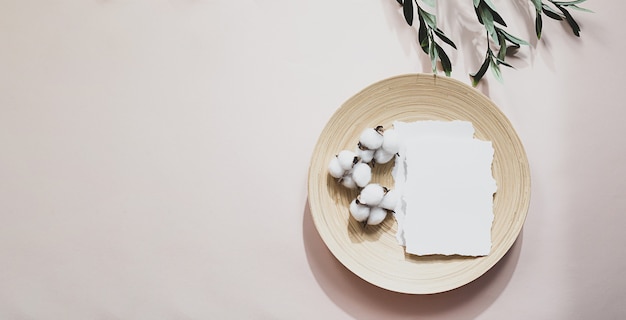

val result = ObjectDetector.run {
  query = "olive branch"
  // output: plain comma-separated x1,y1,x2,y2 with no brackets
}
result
395,0,591,86
398,0,456,76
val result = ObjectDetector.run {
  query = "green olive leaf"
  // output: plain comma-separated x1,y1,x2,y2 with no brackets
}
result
473,0,481,8
434,28,457,49
418,14,429,54
483,0,498,12
496,57,514,68
470,54,490,87
422,0,436,7
557,5,580,36
497,32,507,60
497,27,529,46
418,7,437,29
552,0,588,5
530,0,542,11
474,5,483,24
490,57,503,83
403,0,414,26
542,4,564,20
435,43,452,76
428,40,438,73
535,11,543,39
567,4,594,13
479,5,498,43
489,6,507,26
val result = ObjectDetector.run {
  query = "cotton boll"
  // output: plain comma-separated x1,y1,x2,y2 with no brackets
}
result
351,162,372,188
356,148,375,163
379,189,398,211
359,127,384,150
349,199,370,222
358,184,385,206
381,129,400,154
341,175,357,189
337,150,358,171
328,156,345,179
374,149,395,164
367,206,387,225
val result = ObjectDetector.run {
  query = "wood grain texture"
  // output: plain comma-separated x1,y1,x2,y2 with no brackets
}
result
307,74,530,294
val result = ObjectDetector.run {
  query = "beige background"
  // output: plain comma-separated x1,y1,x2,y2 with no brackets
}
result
1,1,624,319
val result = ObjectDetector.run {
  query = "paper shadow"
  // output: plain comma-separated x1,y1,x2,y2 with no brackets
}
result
302,199,523,319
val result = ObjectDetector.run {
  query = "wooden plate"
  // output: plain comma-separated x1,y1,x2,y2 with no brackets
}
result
307,74,530,294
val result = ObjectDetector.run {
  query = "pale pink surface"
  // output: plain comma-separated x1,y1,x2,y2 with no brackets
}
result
0,1,624,319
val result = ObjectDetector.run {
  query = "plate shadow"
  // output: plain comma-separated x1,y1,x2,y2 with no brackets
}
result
302,199,523,319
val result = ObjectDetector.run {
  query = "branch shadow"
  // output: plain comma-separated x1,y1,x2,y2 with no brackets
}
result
302,199,523,319
378,0,570,93
379,0,429,73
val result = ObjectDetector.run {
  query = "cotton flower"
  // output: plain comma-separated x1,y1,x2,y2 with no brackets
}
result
367,206,387,225
358,183,385,206
350,184,395,226
349,199,370,222
381,128,399,155
328,150,369,190
328,156,345,179
379,188,398,212
374,148,395,164
358,126,384,150
326,124,401,227
351,162,372,188
337,150,359,171
341,174,357,189
356,147,375,163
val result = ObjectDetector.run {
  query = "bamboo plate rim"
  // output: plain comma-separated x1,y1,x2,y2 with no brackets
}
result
307,74,531,294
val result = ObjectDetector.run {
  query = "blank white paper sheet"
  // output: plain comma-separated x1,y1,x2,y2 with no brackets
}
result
391,121,497,256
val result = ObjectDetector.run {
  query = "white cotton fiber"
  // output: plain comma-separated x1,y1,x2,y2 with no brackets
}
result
351,162,372,188
374,149,395,164
341,174,357,189
349,199,370,222
358,184,385,206
359,127,384,150
379,189,398,211
328,156,345,179
382,128,400,154
356,148,375,163
337,150,358,171
367,207,387,225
